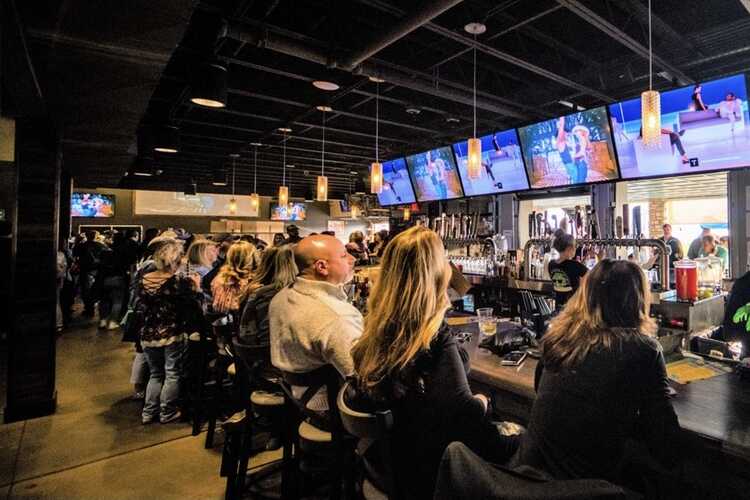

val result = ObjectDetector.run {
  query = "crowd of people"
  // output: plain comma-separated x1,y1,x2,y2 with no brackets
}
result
55,219,724,497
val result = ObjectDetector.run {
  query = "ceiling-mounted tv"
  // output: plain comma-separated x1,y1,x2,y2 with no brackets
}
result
375,158,417,206
405,146,465,202
518,106,620,189
71,192,115,218
609,73,749,180
452,129,529,196
270,202,306,221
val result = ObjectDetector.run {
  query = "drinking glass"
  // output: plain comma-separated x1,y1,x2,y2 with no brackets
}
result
476,307,496,336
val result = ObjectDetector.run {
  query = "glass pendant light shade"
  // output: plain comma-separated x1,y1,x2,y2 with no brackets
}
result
316,175,328,202
370,162,383,193
249,193,259,210
229,197,237,215
467,137,482,179
351,205,359,219
278,185,289,206
641,90,661,148
403,206,411,221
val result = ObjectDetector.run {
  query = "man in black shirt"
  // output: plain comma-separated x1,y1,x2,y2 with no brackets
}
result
282,224,302,245
74,230,107,316
548,232,588,309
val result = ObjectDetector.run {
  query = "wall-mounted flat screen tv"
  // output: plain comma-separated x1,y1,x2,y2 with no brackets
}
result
452,129,529,196
518,106,620,189
71,192,115,217
376,158,417,206
270,202,307,221
609,73,749,180
405,146,464,201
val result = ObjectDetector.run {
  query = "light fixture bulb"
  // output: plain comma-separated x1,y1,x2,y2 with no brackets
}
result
278,185,289,206
229,197,237,215
317,175,328,202
641,90,661,148
250,193,259,210
467,137,482,180
370,162,383,194
403,207,411,221
351,205,359,218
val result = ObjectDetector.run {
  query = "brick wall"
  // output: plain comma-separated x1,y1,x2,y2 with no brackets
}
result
649,199,666,236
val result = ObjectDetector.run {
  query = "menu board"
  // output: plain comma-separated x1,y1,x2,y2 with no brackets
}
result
609,73,750,180
452,129,529,196
376,158,417,206
518,106,619,189
405,146,464,201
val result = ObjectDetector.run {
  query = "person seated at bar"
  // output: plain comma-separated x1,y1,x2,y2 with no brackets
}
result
548,231,588,310
269,234,362,411
349,226,519,499
211,240,256,316
239,246,297,346
511,259,682,489
346,230,369,265
699,234,728,270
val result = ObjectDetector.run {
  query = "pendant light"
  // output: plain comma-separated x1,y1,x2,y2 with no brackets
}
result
278,130,289,206
153,125,180,153
465,22,486,180
190,62,227,108
317,107,329,201
641,0,661,148
249,143,261,211
228,154,238,215
370,81,383,194
403,206,411,221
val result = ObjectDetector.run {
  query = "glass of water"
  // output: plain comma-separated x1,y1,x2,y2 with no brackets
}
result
476,307,496,336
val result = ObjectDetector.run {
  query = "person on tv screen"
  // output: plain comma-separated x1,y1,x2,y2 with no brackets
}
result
572,125,591,184
426,150,448,199
383,176,401,202
555,117,578,184
719,92,742,131
692,84,708,111
639,127,689,164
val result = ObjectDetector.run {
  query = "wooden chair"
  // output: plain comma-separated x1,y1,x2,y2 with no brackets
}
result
278,365,350,500
337,380,400,500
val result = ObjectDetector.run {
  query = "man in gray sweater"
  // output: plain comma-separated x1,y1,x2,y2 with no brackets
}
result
269,234,363,410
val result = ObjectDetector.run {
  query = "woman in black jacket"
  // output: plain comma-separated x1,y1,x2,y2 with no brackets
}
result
512,259,682,490
350,226,518,499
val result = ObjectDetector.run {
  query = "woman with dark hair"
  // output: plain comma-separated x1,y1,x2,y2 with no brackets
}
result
512,259,681,486
692,84,708,111
346,231,369,265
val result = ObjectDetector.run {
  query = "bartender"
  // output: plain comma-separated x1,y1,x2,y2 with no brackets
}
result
657,223,683,285
548,231,588,309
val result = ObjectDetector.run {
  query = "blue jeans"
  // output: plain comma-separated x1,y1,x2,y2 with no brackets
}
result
575,159,588,184
563,161,577,183
143,340,185,420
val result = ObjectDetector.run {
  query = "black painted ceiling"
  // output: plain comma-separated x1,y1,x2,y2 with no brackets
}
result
16,0,750,198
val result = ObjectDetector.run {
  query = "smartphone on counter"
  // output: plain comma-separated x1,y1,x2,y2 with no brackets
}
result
501,351,528,366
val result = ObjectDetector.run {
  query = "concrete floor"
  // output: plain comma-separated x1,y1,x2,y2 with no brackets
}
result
0,317,242,499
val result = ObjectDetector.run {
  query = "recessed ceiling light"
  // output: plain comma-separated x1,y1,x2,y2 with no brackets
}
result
558,100,574,108
446,117,460,123
464,22,487,35
368,76,386,83
576,105,586,111
350,171,358,175
287,164,295,169
406,107,421,115
250,142,263,146
229,153,240,158
277,127,293,133
316,105,333,112
312,80,339,91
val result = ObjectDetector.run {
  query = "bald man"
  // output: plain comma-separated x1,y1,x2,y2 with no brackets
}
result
269,235,362,411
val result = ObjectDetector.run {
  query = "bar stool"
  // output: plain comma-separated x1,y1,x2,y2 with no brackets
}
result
337,380,400,500
278,365,351,500
221,339,285,500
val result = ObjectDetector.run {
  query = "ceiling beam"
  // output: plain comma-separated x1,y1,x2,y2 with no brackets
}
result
556,0,693,85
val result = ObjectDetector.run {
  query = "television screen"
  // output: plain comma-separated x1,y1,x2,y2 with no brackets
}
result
271,202,307,221
405,146,464,201
609,74,750,180
453,129,529,196
376,158,417,206
134,190,259,217
518,106,619,189
71,192,115,217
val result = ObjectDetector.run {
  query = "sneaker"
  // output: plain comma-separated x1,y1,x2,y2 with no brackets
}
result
142,415,156,425
160,410,182,424
98,319,107,329
107,321,119,330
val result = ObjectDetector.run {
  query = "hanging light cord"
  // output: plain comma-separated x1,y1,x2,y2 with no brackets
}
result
321,112,326,176
282,131,287,186
473,33,477,138
231,156,236,196
375,82,380,163
648,0,652,91
253,147,258,193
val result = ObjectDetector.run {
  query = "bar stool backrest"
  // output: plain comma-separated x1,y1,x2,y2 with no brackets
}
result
280,365,343,435
337,380,401,500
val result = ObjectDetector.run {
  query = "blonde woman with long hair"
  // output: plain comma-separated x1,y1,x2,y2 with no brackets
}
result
240,246,298,345
211,240,255,314
511,259,681,486
350,226,518,499
184,239,219,279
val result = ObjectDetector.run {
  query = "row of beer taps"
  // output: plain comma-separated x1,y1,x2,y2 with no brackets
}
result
528,205,602,240
430,212,482,241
